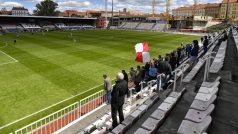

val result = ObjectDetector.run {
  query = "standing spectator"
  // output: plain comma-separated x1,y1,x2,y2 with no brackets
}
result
203,36,209,54
157,58,172,90
158,55,163,62
111,73,128,128
189,40,199,66
186,44,192,58
176,48,181,67
141,66,146,81
145,62,150,77
122,70,128,82
129,67,136,81
200,37,204,47
169,52,177,71
149,65,158,80
134,66,142,92
103,74,112,104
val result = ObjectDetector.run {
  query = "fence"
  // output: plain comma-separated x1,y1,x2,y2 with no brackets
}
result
14,90,106,134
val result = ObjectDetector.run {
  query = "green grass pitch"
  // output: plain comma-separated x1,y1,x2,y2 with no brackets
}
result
0,30,199,133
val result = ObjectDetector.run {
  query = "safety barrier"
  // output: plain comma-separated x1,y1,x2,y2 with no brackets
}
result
14,90,106,134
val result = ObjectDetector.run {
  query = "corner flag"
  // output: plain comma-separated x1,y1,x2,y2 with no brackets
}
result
135,42,150,63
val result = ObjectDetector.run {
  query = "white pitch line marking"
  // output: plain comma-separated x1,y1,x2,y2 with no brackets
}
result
0,50,18,62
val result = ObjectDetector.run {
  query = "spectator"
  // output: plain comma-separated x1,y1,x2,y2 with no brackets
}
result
157,58,172,90
145,62,150,77
203,36,209,54
103,74,112,104
111,73,128,128
141,66,146,81
149,65,158,80
129,67,136,81
122,70,128,82
134,66,142,92
189,40,199,66
158,55,163,62
186,44,192,58
169,52,177,71
176,48,181,67
200,37,204,47
223,31,228,41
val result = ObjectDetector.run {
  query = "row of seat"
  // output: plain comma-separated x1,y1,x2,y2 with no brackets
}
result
177,76,221,134
209,40,227,73
232,29,238,52
109,85,159,134
182,37,219,83
134,89,186,134
81,82,158,134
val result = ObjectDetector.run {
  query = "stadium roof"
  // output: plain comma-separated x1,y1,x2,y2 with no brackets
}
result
0,15,97,20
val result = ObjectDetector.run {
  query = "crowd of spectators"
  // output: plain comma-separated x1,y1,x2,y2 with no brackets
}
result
102,34,219,130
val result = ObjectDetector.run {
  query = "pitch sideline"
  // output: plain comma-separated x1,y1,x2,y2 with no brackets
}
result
0,82,105,130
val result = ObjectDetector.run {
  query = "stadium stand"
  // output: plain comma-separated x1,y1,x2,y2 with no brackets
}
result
0,24,24,32
117,22,167,32
55,23,68,29
0,15,96,33
39,21,56,31
136,23,155,31
119,22,140,30
20,23,41,31
13,26,238,134
152,23,166,32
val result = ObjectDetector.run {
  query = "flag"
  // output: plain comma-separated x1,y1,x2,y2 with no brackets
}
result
135,42,150,63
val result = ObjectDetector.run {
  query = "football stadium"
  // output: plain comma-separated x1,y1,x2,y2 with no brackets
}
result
0,0,238,134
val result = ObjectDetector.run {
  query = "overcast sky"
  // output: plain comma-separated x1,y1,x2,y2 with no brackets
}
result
0,0,222,13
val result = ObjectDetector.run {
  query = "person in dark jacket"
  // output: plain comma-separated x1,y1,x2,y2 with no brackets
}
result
122,70,128,82
169,52,177,71
176,48,181,67
157,58,172,90
189,40,199,65
134,65,142,92
203,36,209,54
111,73,128,128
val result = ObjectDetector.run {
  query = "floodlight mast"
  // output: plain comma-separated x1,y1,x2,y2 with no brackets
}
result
112,0,114,27
105,0,108,29
152,0,156,18
166,0,170,30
